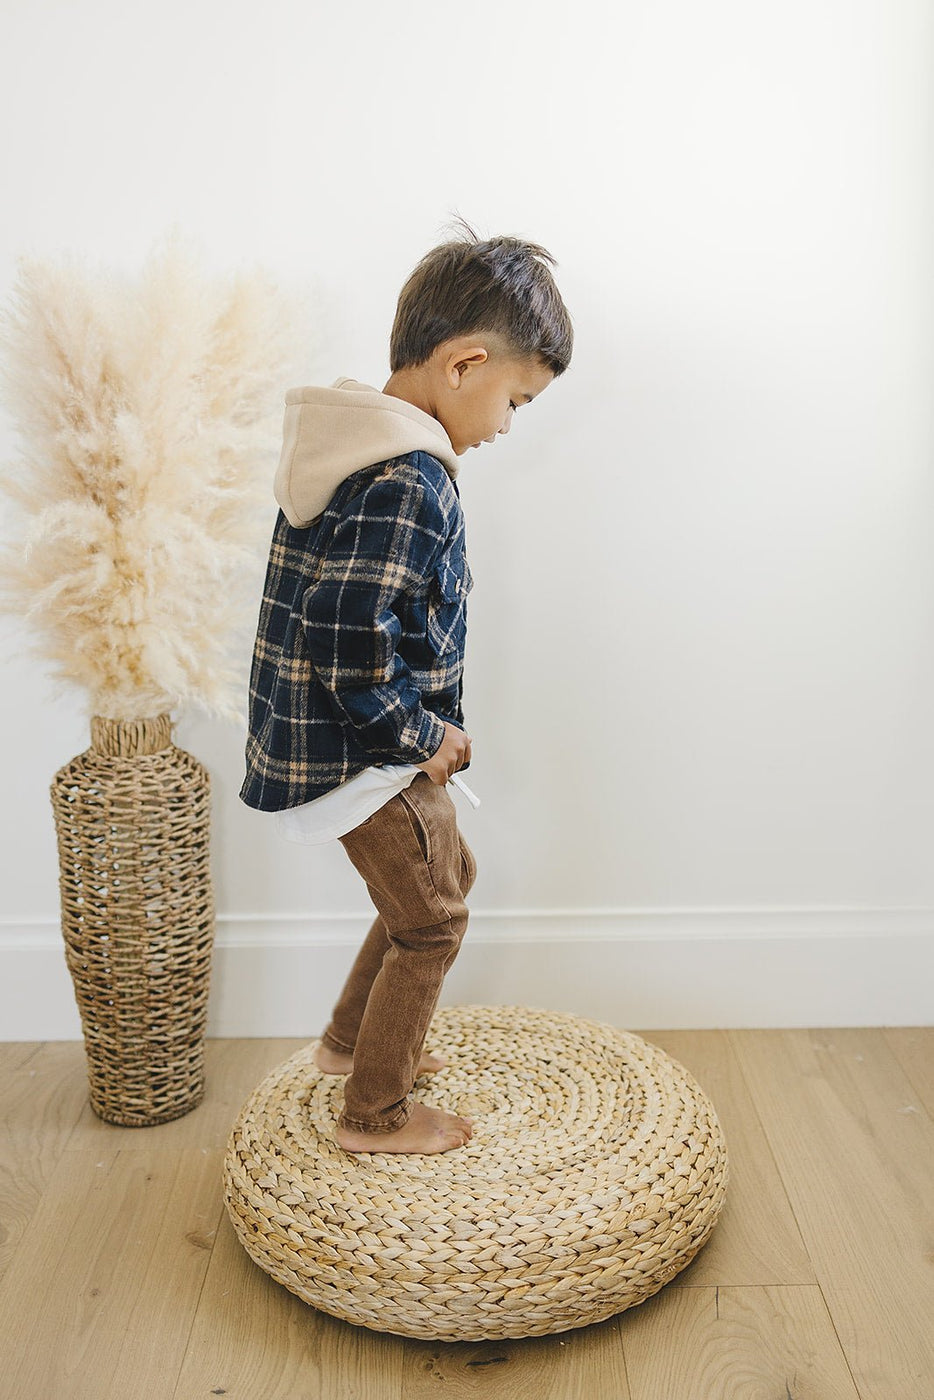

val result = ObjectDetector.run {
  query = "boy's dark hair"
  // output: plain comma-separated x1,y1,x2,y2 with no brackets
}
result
389,215,573,378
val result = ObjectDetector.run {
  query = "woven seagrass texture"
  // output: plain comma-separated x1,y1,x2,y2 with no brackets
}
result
49,714,215,1127
223,1004,729,1341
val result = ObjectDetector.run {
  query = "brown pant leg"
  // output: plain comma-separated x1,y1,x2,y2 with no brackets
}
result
320,809,477,1055
327,774,476,1133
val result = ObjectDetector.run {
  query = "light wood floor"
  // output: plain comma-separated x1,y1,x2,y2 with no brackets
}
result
0,1026,931,1400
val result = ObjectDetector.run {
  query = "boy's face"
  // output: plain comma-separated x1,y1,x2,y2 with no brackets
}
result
434,339,555,456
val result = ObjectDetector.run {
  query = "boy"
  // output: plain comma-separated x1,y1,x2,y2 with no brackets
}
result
239,218,573,1154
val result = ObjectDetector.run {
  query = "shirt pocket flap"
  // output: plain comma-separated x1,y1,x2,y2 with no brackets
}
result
432,558,464,603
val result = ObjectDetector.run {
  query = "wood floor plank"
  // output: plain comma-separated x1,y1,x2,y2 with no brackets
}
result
635,1030,816,1287
0,1145,224,1400
400,1314,630,1399
0,1043,45,1073
620,1284,861,1399
883,1027,934,1118
0,1042,92,1282
729,1027,934,1399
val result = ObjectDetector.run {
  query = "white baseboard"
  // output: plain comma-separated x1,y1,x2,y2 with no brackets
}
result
1,907,931,1039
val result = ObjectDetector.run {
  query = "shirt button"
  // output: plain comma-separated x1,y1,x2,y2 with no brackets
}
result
455,577,461,591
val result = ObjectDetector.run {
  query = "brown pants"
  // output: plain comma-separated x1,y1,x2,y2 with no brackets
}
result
319,771,477,1133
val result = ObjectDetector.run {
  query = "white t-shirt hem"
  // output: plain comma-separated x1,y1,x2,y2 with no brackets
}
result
273,762,422,845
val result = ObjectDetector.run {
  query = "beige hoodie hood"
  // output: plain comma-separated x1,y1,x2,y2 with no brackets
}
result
273,376,461,528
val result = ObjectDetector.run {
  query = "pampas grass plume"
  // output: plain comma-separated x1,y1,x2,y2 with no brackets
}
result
0,227,311,728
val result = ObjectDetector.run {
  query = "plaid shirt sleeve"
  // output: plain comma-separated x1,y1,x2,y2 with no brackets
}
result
300,465,449,764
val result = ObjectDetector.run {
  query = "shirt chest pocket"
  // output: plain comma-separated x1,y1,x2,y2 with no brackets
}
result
426,556,472,656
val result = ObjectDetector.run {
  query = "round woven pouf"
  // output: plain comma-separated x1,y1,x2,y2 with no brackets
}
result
223,1004,729,1342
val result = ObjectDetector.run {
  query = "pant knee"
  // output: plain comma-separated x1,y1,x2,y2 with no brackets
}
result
388,917,465,955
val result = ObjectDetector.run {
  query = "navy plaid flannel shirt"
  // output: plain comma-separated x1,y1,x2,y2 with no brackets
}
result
239,450,472,811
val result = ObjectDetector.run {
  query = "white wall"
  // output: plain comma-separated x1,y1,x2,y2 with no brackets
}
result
1,0,931,1035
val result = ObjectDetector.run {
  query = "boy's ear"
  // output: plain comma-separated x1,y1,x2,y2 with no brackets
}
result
450,344,489,386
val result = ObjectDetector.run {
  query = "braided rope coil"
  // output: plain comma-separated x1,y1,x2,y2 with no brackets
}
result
223,1004,729,1341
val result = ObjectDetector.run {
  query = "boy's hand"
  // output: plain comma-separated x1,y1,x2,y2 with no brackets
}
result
416,721,472,785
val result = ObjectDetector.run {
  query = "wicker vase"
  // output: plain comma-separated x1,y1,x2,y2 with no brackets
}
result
49,713,215,1126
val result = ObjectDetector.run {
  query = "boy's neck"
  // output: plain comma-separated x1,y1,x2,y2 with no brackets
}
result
382,369,436,422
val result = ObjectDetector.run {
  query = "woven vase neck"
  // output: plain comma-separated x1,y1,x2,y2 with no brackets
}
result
90,714,173,756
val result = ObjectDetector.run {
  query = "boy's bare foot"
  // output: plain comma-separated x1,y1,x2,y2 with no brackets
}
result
314,1043,447,1076
335,1100,473,1155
